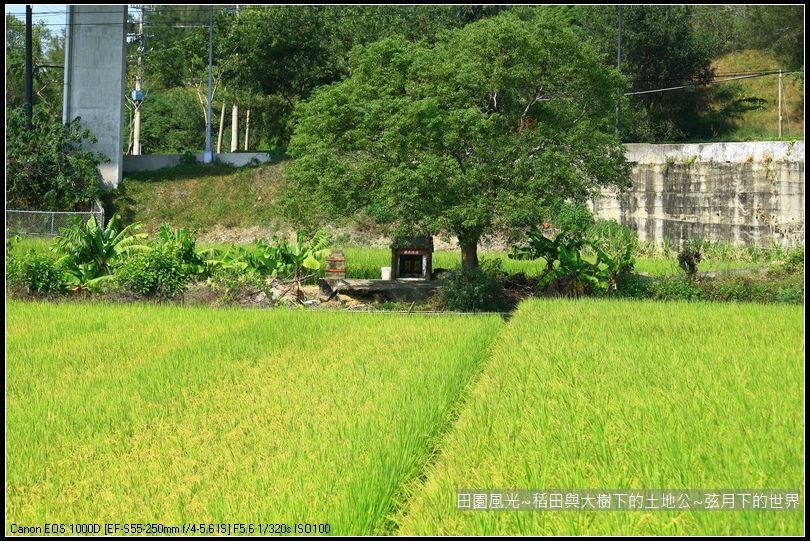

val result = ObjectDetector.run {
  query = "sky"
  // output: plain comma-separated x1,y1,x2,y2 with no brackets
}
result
6,4,68,32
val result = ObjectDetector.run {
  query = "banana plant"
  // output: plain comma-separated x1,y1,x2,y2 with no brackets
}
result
155,223,205,275
270,228,332,300
510,226,613,296
52,214,148,284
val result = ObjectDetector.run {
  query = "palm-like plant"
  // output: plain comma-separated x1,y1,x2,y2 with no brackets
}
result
53,214,148,279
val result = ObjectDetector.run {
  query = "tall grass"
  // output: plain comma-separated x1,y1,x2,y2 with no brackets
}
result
6,301,503,534
396,298,805,535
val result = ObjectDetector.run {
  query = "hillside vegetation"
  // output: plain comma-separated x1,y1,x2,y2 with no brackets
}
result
709,50,804,141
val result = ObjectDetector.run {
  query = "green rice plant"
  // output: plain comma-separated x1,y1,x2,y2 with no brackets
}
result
396,299,804,535
5,301,502,535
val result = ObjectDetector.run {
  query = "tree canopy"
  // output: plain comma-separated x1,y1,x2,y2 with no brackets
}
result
5,13,64,116
281,10,632,269
6,105,106,211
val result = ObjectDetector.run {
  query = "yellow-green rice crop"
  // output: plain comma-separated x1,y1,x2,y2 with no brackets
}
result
6,301,502,534
396,298,804,535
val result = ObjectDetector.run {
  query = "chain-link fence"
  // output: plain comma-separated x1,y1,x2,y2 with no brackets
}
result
5,199,105,237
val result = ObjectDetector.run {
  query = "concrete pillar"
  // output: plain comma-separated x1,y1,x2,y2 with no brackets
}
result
63,6,127,190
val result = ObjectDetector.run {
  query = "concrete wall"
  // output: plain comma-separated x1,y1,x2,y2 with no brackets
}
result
123,152,274,173
590,141,805,247
63,6,127,190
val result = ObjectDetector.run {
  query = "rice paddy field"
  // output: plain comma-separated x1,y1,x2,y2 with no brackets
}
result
5,301,502,534
396,299,805,536
5,298,804,535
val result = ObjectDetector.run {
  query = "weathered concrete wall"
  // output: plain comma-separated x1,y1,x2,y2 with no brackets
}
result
63,6,127,190
590,141,805,247
123,152,273,173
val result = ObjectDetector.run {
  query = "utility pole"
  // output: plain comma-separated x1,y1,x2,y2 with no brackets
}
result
778,69,783,139
203,5,214,163
25,5,33,128
132,5,145,155
231,5,239,153
615,5,622,136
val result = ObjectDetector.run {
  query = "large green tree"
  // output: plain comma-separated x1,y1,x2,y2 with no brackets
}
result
281,10,632,269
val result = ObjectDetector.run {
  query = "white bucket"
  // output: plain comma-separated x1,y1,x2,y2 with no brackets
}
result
381,266,392,280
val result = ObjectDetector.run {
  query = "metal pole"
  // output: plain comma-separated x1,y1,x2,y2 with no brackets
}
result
62,6,72,124
615,5,623,136
203,5,214,163
231,5,240,152
133,5,144,155
778,69,783,139
25,5,33,128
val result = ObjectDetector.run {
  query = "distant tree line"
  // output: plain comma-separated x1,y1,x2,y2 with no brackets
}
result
5,5,803,153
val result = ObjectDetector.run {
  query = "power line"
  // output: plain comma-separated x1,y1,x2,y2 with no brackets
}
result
625,71,802,96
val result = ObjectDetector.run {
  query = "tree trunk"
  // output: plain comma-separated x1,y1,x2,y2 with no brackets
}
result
460,240,479,270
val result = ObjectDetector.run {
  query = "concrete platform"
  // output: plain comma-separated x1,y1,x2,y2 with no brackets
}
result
318,279,443,303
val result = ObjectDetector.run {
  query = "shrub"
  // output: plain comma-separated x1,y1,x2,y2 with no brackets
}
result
612,272,655,299
7,250,67,295
781,246,804,275
114,245,194,299
677,240,703,276
154,223,205,274
588,219,639,261
6,104,105,211
553,202,594,237
205,267,271,305
440,259,508,313
648,274,703,301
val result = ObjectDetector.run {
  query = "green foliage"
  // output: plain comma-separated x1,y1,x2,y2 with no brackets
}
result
677,240,703,276
509,227,623,296
587,219,638,281
136,89,207,154
606,261,806,305
509,228,560,272
779,246,804,275
52,214,149,281
114,245,194,299
155,223,205,274
202,243,276,276
6,250,68,295
612,272,655,299
538,235,605,297
202,228,331,297
113,222,208,299
574,6,717,142
733,5,804,70
204,268,272,305
5,105,106,211
283,10,631,269
440,259,508,313
648,274,704,302
271,228,332,281
5,14,64,115
553,202,595,237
